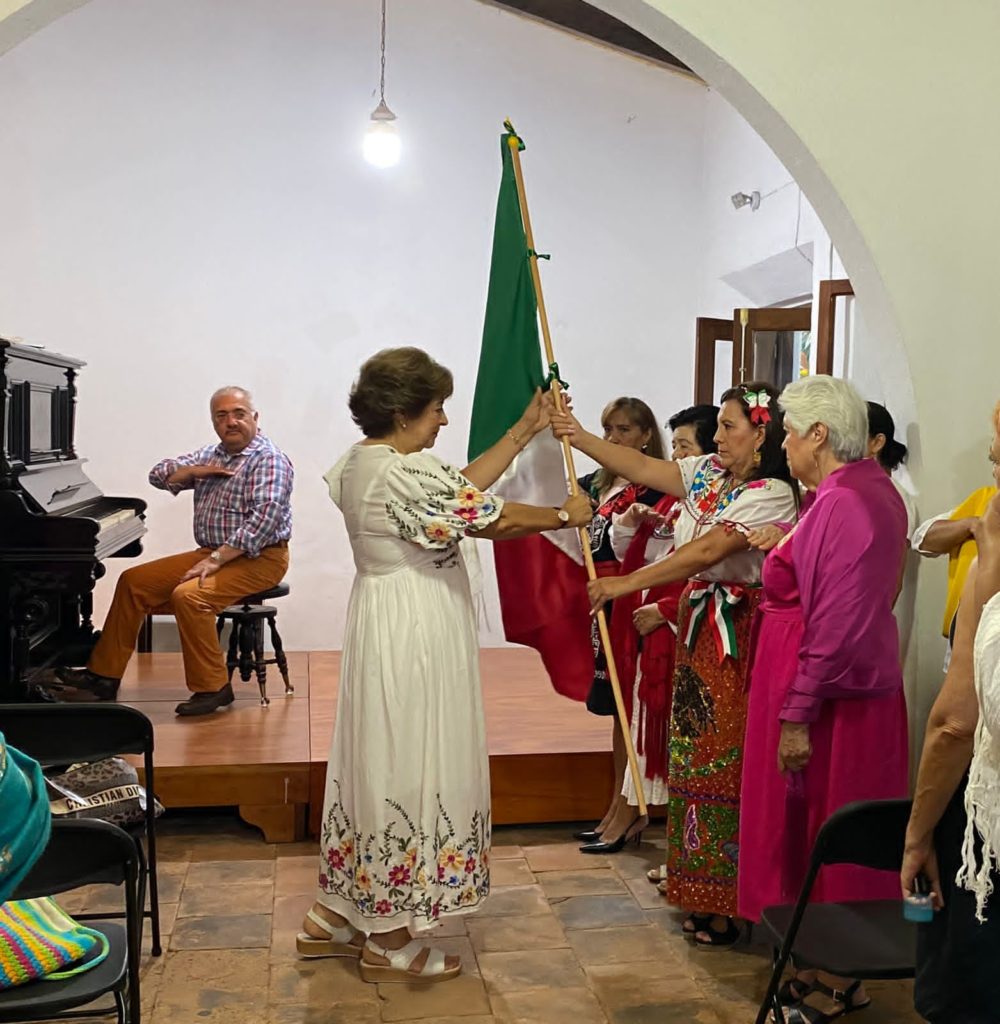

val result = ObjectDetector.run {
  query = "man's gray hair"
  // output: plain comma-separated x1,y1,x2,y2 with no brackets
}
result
779,375,868,463
210,386,255,410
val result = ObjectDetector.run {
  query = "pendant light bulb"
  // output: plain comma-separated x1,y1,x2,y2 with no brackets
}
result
363,100,401,169
363,0,400,169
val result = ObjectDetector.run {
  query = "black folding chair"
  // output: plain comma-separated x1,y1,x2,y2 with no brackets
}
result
0,819,141,1024
0,704,161,957
755,798,917,1024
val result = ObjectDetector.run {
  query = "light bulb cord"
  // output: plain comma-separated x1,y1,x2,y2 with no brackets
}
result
379,0,387,104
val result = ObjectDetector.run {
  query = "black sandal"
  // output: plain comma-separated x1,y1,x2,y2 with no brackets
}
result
681,912,711,936
778,975,816,1005
693,916,741,950
782,979,871,1022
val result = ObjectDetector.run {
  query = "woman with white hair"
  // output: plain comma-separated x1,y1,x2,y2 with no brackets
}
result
738,375,910,1022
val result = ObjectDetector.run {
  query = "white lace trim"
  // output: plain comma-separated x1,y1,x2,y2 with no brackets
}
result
958,592,1000,921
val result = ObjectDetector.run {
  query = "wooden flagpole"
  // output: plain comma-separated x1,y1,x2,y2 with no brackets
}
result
505,127,648,818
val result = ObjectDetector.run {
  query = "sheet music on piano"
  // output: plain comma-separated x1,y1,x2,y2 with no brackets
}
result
0,337,148,700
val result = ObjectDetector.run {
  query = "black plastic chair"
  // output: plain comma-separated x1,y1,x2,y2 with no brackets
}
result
0,704,161,958
755,798,917,1024
0,818,141,1024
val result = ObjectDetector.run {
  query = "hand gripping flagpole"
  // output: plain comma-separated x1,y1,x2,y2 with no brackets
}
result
504,121,647,818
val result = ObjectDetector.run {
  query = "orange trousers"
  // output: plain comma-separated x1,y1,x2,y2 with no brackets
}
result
89,545,289,693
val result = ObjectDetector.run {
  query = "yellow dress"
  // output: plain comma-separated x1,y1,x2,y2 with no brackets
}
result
943,487,998,636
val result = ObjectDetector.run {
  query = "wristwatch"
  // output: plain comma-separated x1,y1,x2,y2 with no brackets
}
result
209,550,223,564
554,508,570,529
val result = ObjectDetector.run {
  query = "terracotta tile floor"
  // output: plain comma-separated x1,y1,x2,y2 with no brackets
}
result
63,814,923,1023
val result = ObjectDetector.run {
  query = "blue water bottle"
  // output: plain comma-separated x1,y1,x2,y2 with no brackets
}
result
904,874,935,923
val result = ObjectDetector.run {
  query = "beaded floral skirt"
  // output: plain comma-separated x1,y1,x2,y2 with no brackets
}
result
665,583,761,917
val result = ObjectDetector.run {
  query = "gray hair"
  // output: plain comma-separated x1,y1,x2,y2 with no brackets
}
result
779,375,868,463
210,386,255,411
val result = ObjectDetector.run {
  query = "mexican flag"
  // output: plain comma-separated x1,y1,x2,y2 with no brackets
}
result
467,128,594,702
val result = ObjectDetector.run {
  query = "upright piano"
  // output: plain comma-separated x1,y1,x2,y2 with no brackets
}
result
0,338,147,700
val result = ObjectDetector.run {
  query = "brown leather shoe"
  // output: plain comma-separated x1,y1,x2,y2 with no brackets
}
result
46,667,120,702
175,684,235,717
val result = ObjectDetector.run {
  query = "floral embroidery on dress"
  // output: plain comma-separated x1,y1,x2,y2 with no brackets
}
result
456,486,487,520
386,460,502,551
425,520,454,545
687,455,772,520
319,781,490,924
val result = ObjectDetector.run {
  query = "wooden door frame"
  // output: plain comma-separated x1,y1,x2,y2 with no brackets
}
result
731,305,813,385
816,278,854,375
694,317,734,404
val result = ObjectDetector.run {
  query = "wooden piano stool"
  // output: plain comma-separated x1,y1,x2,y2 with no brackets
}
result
217,584,293,706
138,583,293,706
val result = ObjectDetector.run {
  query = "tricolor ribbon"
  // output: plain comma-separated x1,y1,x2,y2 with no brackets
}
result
744,388,772,425
684,581,748,663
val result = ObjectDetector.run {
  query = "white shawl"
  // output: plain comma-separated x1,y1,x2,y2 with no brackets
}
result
958,591,1000,920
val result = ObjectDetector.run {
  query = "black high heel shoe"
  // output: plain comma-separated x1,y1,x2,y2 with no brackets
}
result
579,817,644,854
572,828,602,842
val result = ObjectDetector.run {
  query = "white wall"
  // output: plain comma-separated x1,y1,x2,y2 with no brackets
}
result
694,90,919,493
0,0,706,649
696,89,824,316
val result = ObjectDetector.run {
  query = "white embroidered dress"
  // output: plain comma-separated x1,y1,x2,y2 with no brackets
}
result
316,444,504,932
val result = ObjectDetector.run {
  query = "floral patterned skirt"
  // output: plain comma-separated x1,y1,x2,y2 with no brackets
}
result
315,561,491,933
318,781,489,929
665,583,761,918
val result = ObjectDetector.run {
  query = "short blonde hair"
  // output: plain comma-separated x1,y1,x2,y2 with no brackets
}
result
779,375,869,463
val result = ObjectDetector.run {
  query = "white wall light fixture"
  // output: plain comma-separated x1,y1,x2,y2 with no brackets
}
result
363,0,401,169
731,191,761,211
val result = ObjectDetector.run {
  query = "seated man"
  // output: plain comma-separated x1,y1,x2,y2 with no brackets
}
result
50,386,293,717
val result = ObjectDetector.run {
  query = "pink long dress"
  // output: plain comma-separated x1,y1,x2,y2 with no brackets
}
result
737,459,909,923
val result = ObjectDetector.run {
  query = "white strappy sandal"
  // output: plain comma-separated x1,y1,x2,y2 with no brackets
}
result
359,937,462,984
295,908,365,958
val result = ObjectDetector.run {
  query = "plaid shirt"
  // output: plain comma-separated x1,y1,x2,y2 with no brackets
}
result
149,433,293,557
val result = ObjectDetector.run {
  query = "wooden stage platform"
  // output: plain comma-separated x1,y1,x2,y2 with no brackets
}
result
123,649,613,843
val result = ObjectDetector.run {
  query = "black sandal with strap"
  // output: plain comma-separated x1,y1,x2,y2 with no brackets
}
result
693,916,741,950
778,975,816,1005
782,979,871,1022
681,912,711,936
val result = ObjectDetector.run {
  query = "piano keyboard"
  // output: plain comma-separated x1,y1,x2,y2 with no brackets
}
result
97,507,140,535
94,507,146,560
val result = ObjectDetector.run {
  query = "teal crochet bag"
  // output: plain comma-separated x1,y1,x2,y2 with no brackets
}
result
0,733,51,904
0,897,110,989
